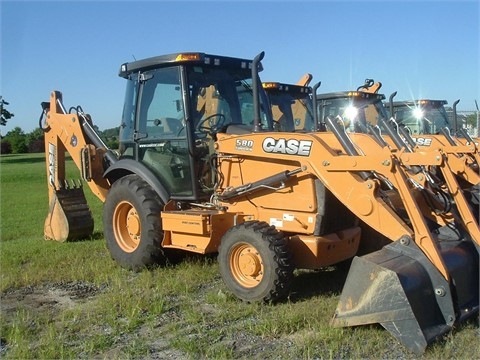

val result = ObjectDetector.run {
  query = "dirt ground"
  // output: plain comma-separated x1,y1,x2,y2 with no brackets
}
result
2,279,475,359
1,282,104,357
0,281,290,359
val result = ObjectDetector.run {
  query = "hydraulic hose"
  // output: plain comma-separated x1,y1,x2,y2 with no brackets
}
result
78,112,118,167
218,168,302,200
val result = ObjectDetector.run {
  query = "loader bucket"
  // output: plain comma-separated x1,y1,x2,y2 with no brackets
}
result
332,236,479,355
44,186,94,242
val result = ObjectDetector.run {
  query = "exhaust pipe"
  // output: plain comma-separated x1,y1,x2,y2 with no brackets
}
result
452,99,460,135
252,51,265,133
311,82,322,131
388,91,397,120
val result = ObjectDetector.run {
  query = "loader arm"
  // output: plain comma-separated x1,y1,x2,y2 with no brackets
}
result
215,131,452,279
311,135,453,280
296,73,313,87
437,157,480,248
357,78,382,94
357,131,480,226
329,131,479,354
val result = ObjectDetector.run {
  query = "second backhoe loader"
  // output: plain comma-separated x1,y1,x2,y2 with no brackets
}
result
262,81,316,132
388,98,452,135
264,76,479,352
314,80,480,220
40,52,479,355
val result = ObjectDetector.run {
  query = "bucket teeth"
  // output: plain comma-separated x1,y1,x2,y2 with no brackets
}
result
59,179,84,190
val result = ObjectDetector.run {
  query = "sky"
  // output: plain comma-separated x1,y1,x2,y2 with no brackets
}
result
1,0,479,135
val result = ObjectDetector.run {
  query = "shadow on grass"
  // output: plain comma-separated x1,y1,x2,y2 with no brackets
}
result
0,153,46,164
70,231,105,242
288,264,350,302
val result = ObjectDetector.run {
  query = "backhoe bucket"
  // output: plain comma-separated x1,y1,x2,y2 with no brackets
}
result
44,186,94,242
332,237,479,355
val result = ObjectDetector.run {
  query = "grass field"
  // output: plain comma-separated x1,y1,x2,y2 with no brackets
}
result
1,153,478,359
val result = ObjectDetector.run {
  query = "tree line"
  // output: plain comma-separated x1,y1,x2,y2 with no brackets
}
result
1,126,120,155
1,97,478,154
1,96,120,154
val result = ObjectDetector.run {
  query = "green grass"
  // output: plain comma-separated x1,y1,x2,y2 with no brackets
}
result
1,153,478,359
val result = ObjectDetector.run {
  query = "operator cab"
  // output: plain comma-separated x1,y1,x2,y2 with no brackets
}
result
387,100,450,135
316,91,387,133
117,53,273,201
262,82,316,132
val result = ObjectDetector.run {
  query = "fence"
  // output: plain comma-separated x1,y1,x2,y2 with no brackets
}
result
446,110,479,137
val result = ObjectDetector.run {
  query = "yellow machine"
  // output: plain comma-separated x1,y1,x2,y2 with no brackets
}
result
389,99,451,135
262,81,315,132
40,52,479,355
314,79,480,217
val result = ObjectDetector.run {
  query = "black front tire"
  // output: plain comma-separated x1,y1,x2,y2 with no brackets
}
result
103,174,166,270
465,184,479,221
218,221,293,303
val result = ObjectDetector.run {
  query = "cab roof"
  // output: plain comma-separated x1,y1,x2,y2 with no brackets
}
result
262,82,311,94
390,99,448,108
118,52,260,78
316,91,385,101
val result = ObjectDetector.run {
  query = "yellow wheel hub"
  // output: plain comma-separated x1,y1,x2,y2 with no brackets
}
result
230,243,264,288
113,201,141,253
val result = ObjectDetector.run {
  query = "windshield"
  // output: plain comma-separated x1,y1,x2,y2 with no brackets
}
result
267,91,315,132
318,96,387,133
188,67,272,131
392,103,450,135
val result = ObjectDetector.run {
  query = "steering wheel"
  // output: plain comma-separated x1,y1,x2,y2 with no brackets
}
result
197,113,226,136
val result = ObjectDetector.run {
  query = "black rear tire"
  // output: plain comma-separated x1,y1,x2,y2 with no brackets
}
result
218,221,293,303
103,174,166,270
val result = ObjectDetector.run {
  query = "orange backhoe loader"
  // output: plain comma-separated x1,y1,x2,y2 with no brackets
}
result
386,96,480,217
263,76,479,248
386,96,480,161
262,81,315,132
388,99,452,135
314,80,480,219
40,52,479,355
262,76,479,275
264,76,479,351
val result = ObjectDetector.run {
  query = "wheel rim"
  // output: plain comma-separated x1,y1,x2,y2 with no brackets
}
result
230,242,264,288
113,200,141,253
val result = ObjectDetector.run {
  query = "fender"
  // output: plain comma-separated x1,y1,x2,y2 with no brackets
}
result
104,158,170,204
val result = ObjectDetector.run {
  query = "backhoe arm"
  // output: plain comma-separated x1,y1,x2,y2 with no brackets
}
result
42,91,114,241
